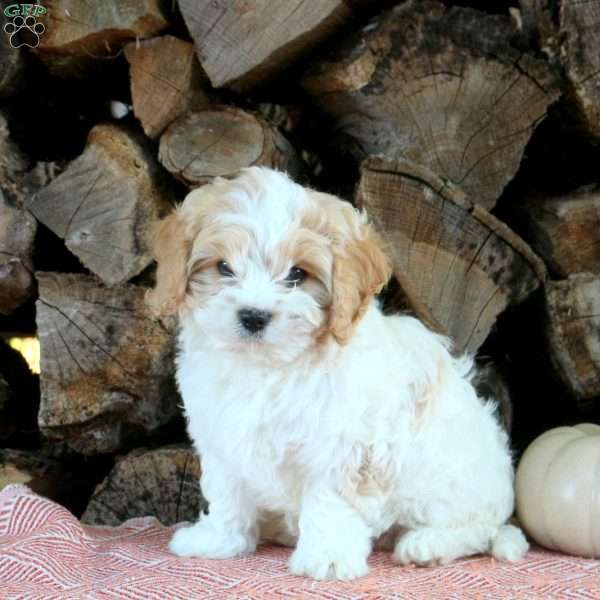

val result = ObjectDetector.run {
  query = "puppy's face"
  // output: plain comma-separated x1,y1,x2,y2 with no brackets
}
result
147,168,391,365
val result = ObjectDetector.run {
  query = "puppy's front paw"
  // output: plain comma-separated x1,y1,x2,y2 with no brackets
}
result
169,521,255,559
289,543,369,581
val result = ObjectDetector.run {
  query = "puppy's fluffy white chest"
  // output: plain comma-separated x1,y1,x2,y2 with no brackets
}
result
177,334,332,509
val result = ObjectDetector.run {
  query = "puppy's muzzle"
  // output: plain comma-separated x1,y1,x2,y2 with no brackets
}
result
238,308,273,334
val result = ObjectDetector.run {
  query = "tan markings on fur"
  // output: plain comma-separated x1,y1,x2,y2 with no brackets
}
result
189,225,253,273
414,357,447,425
342,446,393,518
145,212,191,316
314,195,392,344
146,181,238,315
276,227,332,311
356,450,392,496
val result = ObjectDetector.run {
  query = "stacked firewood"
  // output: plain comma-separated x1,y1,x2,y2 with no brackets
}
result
0,0,598,525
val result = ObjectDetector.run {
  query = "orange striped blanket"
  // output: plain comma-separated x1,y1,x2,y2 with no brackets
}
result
1,484,598,599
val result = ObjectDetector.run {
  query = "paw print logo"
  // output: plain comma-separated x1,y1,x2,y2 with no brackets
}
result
4,15,45,49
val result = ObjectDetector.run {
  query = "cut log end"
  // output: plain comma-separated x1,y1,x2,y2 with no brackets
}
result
82,445,204,526
36,272,178,455
159,107,302,187
357,157,546,353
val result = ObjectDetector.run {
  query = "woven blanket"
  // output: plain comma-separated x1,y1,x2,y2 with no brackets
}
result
1,484,599,600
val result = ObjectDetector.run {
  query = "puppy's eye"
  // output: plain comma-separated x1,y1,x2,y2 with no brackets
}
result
217,260,234,277
284,266,307,287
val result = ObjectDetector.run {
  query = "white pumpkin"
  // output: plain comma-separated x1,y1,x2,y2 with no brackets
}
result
515,423,600,557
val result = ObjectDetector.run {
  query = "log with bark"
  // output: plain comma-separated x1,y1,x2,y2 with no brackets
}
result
178,0,357,90
356,157,546,354
27,124,174,286
124,36,212,139
545,273,600,408
36,272,179,454
521,0,600,139
159,106,303,187
83,445,204,526
303,0,561,210
519,185,600,278
0,192,36,315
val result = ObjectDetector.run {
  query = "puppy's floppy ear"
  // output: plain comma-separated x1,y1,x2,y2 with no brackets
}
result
145,210,191,316
328,206,392,344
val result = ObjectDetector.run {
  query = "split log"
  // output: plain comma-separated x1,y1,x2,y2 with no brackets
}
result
178,0,356,90
27,124,174,286
159,107,302,187
545,274,600,407
83,445,204,526
0,192,36,315
356,157,546,353
521,0,600,139
37,0,168,57
36,272,179,454
303,0,561,210
124,36,211,139
519,185,600,277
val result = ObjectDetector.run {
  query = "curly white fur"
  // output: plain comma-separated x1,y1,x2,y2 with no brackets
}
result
151,168,528,580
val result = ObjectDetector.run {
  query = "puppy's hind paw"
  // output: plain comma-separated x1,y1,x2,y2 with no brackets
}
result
394,525,492,566
491,524,529,562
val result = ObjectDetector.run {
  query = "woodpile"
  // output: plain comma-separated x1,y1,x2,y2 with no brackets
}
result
0,0,598,524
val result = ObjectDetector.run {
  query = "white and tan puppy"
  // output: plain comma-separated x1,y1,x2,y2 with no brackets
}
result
147,167,528,580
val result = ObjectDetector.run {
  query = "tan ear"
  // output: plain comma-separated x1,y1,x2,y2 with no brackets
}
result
145,211,191,316
329,223,392,344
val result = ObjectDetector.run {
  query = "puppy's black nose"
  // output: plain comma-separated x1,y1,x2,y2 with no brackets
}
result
238,308,272,333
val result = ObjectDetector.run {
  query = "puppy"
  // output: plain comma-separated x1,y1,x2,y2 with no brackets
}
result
147,167,528,580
